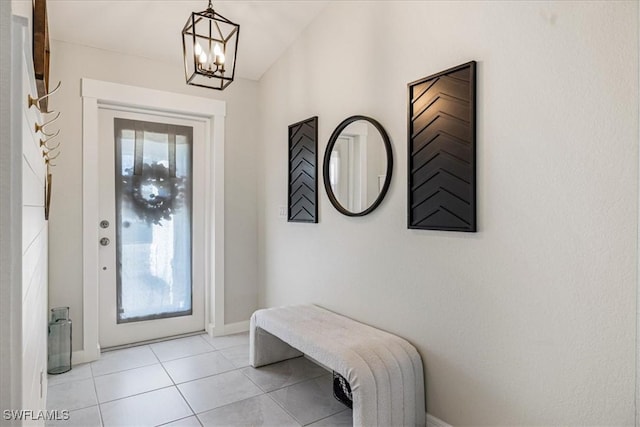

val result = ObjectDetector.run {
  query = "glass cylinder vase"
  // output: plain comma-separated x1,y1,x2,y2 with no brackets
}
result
47,307,72,374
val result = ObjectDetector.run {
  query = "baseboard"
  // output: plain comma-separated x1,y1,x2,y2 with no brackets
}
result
208,320,250,337
223,320,250,335
427,413,452,427
72,342,100,365
71,350,90,365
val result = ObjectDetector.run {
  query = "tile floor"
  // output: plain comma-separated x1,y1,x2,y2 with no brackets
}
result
46,333,352,427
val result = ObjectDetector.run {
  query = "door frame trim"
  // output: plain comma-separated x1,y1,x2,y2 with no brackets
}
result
80,78,226,363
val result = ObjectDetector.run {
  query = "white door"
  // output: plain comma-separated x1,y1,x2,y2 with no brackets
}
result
97,107,206,348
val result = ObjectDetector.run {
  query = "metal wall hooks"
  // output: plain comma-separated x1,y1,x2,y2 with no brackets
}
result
38,128,58,138
35,111,60,134
27,81,61,110
40,139,60,151
39,130,60,147
42,150,60,161
26,79,62,221
32,103,62,162
39,130,60,145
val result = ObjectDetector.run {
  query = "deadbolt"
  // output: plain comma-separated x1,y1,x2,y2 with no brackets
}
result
100,220,110,229
100,237,110,247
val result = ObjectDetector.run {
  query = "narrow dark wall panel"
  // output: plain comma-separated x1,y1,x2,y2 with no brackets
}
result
288,116,318,223
408,61,476,232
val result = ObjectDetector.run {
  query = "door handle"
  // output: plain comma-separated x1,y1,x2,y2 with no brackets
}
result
100,237,110,247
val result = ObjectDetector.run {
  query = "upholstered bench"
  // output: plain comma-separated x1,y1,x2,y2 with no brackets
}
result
249,304,426,427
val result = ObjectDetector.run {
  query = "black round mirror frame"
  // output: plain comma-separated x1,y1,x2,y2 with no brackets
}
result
323,115,394,217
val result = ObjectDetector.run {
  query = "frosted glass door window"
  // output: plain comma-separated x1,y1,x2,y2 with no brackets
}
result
114,119,193,323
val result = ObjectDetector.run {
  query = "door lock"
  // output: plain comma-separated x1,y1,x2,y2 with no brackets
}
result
100,237,110,247
100,220,110,229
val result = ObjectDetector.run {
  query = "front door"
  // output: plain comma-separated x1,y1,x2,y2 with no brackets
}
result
97,108,206,348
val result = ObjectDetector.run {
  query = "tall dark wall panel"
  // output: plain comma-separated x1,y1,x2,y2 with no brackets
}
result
288,116,318,223
408,61,476,232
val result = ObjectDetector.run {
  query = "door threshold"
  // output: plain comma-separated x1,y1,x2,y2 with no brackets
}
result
100,330,206,353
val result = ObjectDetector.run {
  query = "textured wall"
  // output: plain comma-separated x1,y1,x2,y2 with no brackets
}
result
48,40,260,352
257,1,639,425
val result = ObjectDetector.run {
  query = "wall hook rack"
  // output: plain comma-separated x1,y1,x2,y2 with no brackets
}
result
27,81,61,110
35,111,60,134
40,139,60,151
38,130,60,146
42,150,59,161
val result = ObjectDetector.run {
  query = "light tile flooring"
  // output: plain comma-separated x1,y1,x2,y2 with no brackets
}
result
46,333,352,427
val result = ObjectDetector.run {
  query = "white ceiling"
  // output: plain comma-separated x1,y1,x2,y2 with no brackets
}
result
46,0,329,81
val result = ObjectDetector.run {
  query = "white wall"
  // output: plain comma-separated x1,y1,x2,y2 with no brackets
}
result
1,1,23,418
5,4,51,422
257,1,638,425
48,40,259,352
20,47,49,421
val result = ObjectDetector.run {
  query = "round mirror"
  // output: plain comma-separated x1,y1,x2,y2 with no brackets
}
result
323,115,393,216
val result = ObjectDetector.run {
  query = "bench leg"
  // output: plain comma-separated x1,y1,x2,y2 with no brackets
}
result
250,324,302,368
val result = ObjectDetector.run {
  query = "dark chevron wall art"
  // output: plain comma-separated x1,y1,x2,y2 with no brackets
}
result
407,61,477,232
288,116,318,223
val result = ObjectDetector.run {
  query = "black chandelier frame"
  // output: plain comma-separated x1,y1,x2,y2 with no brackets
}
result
182,1,240,91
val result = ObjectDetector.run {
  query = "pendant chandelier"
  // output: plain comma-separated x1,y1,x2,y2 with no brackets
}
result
182,0,240,90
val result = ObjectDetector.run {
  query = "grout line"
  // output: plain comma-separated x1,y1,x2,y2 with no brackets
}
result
57,405,104,427
155,349,199,420
92,347,169,405
155,349,178,389
239,368,268,392
47,376,94,389
241,365,330,395
303,408,351,426
173,384,198,420
56,402,100,413
153,348,218,364
169,366,240,386
95,385,176,406
156,414,203,427
50,335,340,426
92,360,160,379
191,393,268,417
147,344,162,364
143,335,223,363
89,373,106,427
169,367,243,386
263,373,346,426
197,333,220,351
262,391,303,425
155,346,244,385
215,347,236,366
198,331,249,348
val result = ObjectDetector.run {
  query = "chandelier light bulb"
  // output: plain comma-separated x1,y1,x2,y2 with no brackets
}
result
194,43,202,56
213,43,226,65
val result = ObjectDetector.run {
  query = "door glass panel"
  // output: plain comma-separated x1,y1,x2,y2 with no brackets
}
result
114,118,193,323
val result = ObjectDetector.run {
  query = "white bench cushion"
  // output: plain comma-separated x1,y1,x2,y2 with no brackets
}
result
250,304,426,427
